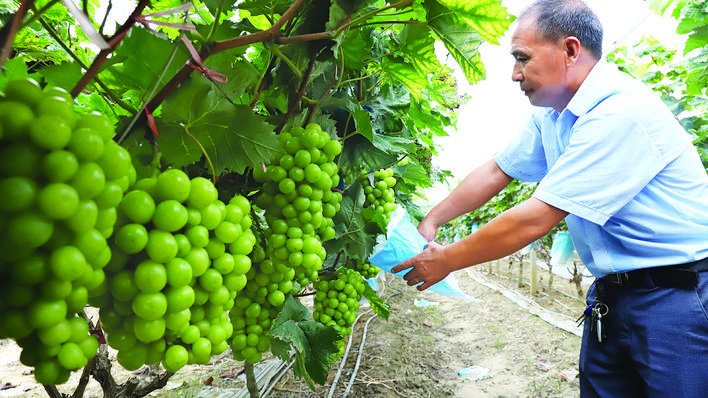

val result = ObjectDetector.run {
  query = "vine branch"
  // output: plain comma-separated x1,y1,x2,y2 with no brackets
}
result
37,17,136,114
275,57,316,133
19,0,60,31
249,55,278,109
70,0,151,98
0,0,35,67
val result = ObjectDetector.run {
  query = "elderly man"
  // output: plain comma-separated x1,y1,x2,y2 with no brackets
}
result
392,0,708,396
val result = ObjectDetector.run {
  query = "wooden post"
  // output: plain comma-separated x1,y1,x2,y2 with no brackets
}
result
517,254,524,287
530,249,538,295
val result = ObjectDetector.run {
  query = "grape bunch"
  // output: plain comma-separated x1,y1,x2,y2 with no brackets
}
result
94,169,255,373
227,123,341,364
350,260,381,279
254,123,342,289
228,255,292,364
313,268,366,337
362,168,397,224
0,78,133,384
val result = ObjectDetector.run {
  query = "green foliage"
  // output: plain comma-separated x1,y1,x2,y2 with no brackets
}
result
1,0,514,391
326,183,379,261
362,280,391,320
608,0,708,168
270,296,343,388
156,77,282,175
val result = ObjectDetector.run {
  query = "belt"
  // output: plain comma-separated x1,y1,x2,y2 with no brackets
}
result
603,257,708,289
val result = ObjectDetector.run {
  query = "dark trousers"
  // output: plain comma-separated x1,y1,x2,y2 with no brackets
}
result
579,271,708,397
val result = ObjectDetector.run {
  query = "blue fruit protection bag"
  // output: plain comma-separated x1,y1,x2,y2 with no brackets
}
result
369,209,475,300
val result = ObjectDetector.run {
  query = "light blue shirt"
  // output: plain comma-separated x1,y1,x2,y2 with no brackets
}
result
495,61,708,277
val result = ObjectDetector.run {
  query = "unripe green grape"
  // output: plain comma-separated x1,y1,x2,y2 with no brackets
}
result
0,176,38,213
29,114,72,150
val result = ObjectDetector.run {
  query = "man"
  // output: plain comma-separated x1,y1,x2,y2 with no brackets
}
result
391,0,708,396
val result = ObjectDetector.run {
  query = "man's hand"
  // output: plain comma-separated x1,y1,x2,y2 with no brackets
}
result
417,218,438,242
391,242,451,291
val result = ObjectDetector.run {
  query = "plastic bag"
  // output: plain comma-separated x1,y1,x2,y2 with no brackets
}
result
520,240,535,256
550,231,574,267
369,208,476,300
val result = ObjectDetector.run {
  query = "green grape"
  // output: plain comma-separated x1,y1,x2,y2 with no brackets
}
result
0,101,34,140
0,176,38,213
42,150,79,183
29,114,72,150
68,127,105,161
4,78,44,107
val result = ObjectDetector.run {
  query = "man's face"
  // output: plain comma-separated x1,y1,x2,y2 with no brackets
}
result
510,17,570,111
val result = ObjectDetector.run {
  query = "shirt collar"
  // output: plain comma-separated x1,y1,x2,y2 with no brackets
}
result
563,60,612,117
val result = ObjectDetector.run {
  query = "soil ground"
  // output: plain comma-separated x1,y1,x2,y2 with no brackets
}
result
0,258,591,398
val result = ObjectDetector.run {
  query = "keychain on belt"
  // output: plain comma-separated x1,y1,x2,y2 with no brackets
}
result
577,279,609,343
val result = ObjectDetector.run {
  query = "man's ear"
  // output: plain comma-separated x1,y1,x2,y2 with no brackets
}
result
563,36,581,67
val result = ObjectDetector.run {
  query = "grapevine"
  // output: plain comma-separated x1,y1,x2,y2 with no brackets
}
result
0,0,515,394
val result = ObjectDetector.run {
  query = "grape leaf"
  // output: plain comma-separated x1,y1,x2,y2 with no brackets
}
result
372,134,417,154
39,62,83,91
362,281,390,320
156,77,282,174
338,27,372,70
444,0,514,45
110,27,190,93
399,24,442,79
408,101,450,137
393,162,433,191
325,2,349,31
424,0,487,84
270,296,342,388
240,0,292,17
326,183,378,261
338,134,398,178
203,0,239,15
381,56,428,100
0,58,30,89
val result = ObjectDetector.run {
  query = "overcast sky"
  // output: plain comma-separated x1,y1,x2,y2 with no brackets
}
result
425,0,683,204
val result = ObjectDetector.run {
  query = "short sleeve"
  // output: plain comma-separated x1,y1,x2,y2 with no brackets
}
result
533,106,669,226
494,112,548,182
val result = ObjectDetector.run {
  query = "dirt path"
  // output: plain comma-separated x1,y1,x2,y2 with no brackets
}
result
0,260,589,398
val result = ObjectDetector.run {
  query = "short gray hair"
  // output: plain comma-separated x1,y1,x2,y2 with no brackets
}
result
520,0,603,59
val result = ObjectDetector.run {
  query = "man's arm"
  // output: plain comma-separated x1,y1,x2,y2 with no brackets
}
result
393,197,568,290
418,159,514,241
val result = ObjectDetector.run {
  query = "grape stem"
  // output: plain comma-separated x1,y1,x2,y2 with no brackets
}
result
275,58,316,133
249,55,278,109
0,0,35,67
245,361,259,398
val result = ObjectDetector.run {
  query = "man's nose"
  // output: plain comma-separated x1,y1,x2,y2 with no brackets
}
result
511,64,523,82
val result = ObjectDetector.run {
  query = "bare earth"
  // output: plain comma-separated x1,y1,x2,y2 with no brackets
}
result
0,258,589,398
